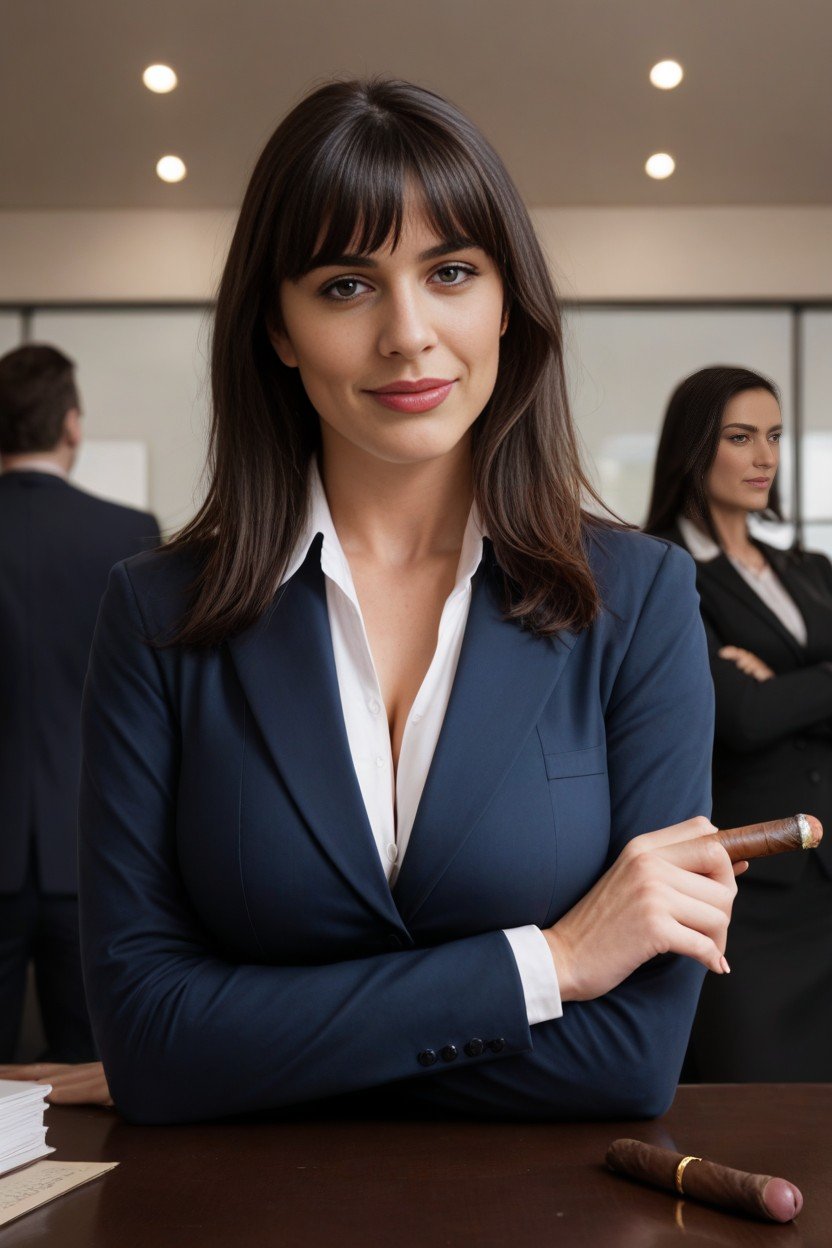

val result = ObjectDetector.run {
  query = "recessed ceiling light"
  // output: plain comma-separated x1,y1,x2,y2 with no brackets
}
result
143,64,178,93
645,152,675,179
649,60,683,90
156,155,187,183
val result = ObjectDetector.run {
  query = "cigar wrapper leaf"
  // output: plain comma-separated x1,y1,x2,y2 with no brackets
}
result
606,1139,803,1223
712,813,822,863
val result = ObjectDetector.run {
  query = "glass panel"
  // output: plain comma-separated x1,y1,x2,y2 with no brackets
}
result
32,309,211,535
803,524,832,563
563,307,793,527
802,312,832,522
0,314,23,356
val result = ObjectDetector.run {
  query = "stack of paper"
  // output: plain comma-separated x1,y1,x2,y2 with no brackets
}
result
0,1082,53,1178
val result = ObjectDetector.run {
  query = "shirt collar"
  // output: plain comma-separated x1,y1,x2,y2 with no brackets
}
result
678,515,721,563
280,459,486,600
1,459,69,479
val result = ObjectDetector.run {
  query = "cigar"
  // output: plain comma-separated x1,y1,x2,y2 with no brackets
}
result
711,813,822,863
606,1139,803,1223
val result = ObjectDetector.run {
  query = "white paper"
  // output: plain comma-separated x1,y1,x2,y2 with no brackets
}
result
0,1160,118,1227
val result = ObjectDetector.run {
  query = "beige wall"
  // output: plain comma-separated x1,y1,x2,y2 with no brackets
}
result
1,207,832,303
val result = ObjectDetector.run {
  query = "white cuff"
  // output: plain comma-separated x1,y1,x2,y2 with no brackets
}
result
502,925,563,1026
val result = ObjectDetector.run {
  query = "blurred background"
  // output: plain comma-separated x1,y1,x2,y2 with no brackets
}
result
1,0,831,552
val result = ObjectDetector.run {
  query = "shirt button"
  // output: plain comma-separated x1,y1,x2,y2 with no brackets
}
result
417,1049,437,1067
386,843,398,863
412,712,422,723
375,756,385,769
367,698,381,714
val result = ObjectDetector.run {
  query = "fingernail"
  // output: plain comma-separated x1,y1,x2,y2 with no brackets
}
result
720,956,731,974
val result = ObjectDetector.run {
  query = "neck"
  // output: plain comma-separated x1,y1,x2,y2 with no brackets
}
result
319,434,475,569
706,502,755,558
1,449,70,477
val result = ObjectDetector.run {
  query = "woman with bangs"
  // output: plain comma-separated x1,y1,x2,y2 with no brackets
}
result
70,78,740,1124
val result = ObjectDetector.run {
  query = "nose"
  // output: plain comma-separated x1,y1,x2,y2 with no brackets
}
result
753,438,777,468
376,284,438,359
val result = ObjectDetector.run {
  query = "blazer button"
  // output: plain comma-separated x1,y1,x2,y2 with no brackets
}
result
809,770,821,784
464,1038,485,1057
417,1049,437,1067
487,1037,506,1053
440,1044,458,1063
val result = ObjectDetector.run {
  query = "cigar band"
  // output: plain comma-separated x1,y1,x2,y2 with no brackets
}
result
796,814,813,849
674,1155,701,1194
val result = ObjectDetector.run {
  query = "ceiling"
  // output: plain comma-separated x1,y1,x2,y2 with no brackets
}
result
2,0,831,210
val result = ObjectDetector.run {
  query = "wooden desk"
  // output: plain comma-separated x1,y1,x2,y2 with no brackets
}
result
3,1085,830,1246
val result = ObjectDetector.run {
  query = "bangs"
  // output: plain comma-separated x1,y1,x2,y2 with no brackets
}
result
279,120,504,280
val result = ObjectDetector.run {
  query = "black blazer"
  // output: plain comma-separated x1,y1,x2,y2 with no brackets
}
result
654,523,832,884
0,470,160,894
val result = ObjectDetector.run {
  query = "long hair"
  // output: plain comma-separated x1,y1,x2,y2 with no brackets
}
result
164,77,609,646
644,365,782,542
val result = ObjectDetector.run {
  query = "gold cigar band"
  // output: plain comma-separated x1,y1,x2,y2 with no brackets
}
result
797,814,813,849
674,1154,701,1194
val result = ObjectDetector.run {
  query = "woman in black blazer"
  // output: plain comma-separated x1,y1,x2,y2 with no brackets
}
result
647,365,832,1081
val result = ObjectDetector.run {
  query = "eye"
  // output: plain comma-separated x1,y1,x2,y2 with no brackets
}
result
320,276,373,302
770,432,782,443
728,434,749,444
431,264,477,287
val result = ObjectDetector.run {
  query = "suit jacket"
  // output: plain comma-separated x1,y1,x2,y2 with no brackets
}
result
653,524,832,885
0,470,160,894
78,526,714,1125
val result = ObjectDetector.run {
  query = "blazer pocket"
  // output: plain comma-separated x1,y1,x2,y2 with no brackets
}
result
544,744,607,780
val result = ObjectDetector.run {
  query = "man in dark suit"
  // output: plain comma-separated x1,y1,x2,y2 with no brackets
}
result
0,343,161,1061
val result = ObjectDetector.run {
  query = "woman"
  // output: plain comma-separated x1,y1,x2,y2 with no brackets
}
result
73,79,738,1125
646,365,832,1080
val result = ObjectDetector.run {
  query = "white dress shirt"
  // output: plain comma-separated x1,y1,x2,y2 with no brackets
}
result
678,517,807,645
278,462,563,1027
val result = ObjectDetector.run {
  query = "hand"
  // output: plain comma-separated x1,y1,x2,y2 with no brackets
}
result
718,645,775,682
0,1062,113,1107
543,817,745,1002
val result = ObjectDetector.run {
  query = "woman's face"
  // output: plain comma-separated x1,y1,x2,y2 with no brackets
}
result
271,196,507,468
705,388,782,514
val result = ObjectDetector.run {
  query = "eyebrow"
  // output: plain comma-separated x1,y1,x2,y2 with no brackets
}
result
723,422,783,433
307,237,480,272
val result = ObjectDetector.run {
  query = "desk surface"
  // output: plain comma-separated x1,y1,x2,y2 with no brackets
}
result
3,1084,830,1247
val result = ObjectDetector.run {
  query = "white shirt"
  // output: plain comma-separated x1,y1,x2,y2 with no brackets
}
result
678,517,807,646
279,462,562,1028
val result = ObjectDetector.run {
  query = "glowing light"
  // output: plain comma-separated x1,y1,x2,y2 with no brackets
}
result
650,60,683,90
143,64,178,93
645,152,675,180
156,155,187,183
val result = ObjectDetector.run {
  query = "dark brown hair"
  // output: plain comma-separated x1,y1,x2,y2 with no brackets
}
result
0,343,79,454
644,365,783,542
165,77,609,646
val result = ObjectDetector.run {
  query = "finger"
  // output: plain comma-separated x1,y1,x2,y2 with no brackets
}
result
719,646,742,658
47,1077,112,1105
658,835,735,884
667,893,732,956
734,860,749,876
664,919,727,975
623,817,716,856
658,860,737,909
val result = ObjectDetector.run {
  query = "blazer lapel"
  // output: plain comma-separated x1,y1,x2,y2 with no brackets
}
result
697,554,805,662
393,545,578,924
227,539,407,935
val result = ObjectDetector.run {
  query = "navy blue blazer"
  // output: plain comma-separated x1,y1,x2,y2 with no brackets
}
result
78,525,713,1124
0,470,159,894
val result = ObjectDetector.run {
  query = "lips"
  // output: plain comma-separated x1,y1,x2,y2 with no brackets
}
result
744,478,771,487
366,378,456,414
